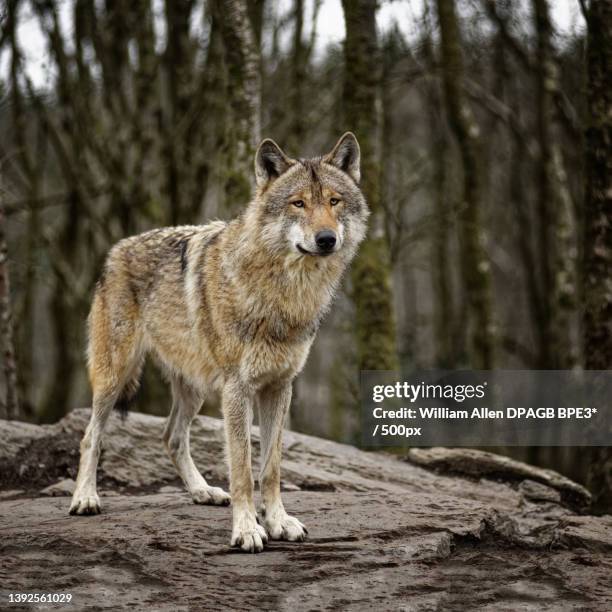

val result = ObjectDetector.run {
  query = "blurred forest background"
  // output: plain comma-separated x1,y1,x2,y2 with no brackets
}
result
0,0,610,509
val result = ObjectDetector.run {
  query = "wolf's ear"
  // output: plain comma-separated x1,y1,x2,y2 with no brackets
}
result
255,139,293,187
324,132,361,183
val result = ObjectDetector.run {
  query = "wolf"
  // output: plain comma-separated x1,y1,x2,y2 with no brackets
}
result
69,133,368,552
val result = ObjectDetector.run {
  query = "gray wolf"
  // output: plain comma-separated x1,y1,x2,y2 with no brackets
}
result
69,133,368,552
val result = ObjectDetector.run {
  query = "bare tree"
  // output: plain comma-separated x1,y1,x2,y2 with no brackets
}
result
481,0,579,369
0,0,600,492
214,0,262,208
533,0,577,368
583,1,612,369
288,0,306,152
420,7,455,368
583,0,612,513
341,0,398,371
435,0,494,368
286,0,321,152
5,0,33,415
3,1,230,420
0,172,19,420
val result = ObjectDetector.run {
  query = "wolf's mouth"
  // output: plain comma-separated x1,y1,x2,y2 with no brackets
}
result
297,244,314,255
297,244,333,257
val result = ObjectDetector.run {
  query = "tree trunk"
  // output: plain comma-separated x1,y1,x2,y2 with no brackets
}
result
8,0,35,416
435,0,494,369
164,0,192,224
431,130,453,368
422,10,454,368
247,0,266,49
201,9,230,219
288,0,306,152
583,0,612,513
214,0,261,210
39,193,80,423
0,184,20,420
533,0,577,369
341,0,398,371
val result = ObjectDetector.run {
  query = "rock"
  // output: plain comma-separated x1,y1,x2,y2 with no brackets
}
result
519,479,562,504
404,446,592,510
281,481,301,491
0,489,24,500
1,409,611,611
40,478,76,497
158,485,183,494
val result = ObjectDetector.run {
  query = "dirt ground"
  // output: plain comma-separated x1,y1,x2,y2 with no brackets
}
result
1,409,611,611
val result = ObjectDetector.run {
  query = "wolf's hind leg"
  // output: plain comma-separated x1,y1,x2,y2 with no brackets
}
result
69,387,118,515
70,283,143,516
163,375,230,506
70,357,143,515
258,382,307,541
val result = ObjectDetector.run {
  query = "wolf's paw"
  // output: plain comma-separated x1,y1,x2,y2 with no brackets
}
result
69,493,101,516
192,486,231,506
263,509,308,542
231,511,268,553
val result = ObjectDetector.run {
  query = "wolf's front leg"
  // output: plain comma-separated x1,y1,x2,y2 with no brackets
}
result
258,382,307,542
222,379,268,552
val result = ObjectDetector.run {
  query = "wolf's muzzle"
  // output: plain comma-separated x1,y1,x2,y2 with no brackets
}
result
315,230,337,253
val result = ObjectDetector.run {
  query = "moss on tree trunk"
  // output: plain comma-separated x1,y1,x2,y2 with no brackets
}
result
533,0,577,368
214,0,261,210
342,0,398,372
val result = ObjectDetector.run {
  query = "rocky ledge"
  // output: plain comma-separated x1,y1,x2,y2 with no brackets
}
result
1,409,611,610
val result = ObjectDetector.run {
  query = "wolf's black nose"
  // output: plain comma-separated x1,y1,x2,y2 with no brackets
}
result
315,230,337,252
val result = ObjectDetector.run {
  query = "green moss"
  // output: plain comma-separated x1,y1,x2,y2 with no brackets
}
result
351,234,398,371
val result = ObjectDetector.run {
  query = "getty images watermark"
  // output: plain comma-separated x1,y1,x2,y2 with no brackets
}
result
361,370,612,447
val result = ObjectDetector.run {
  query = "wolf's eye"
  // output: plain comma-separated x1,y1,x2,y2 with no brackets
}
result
330,197,340,206
292,200,305,208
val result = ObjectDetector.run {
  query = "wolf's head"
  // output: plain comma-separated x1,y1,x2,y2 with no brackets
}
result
250,133,369,262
